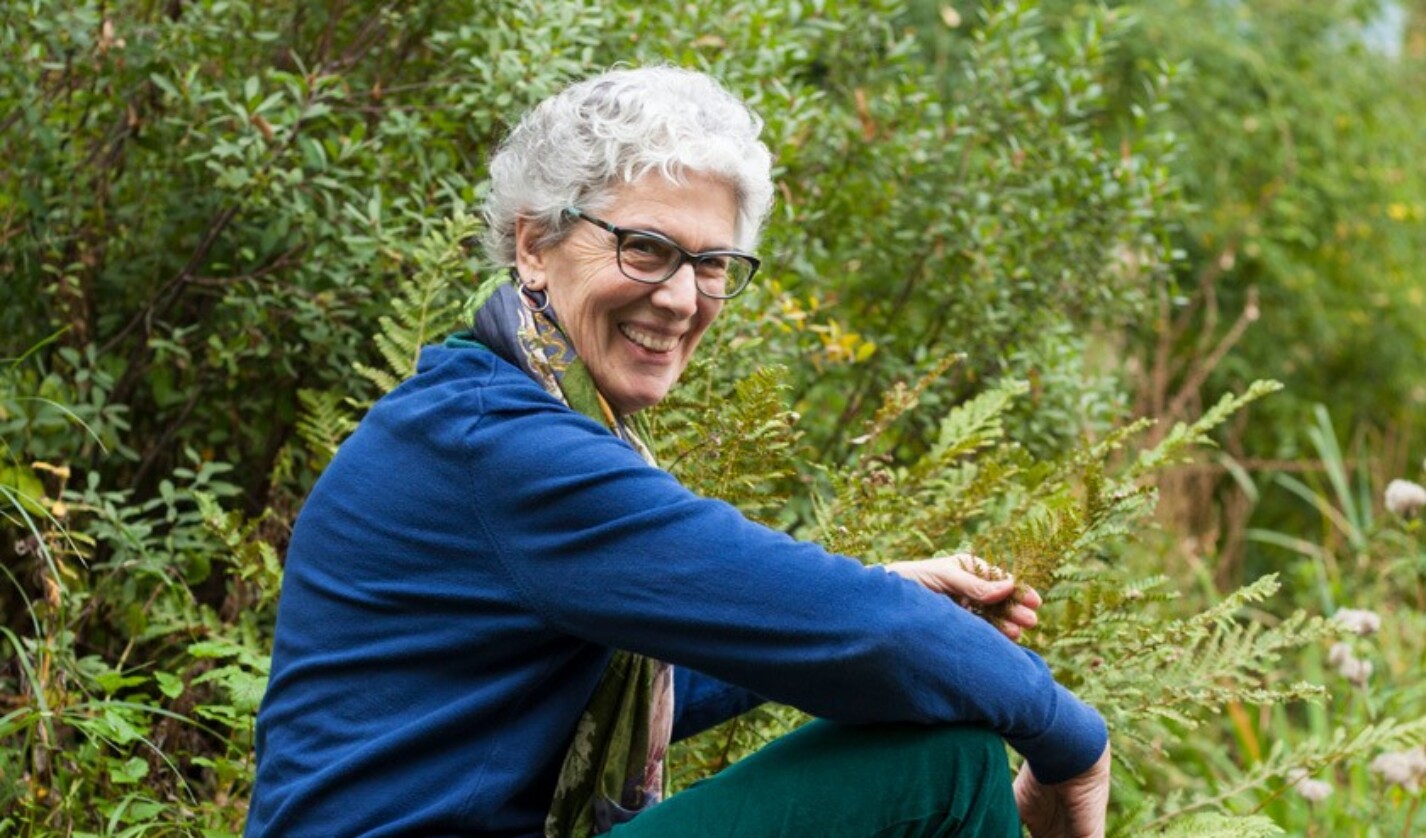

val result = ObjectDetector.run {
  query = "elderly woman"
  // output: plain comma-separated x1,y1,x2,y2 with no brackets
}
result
247,67,1110,837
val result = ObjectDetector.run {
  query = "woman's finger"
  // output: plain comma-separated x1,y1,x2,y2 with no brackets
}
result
1006,603,1039,629
949,553,1021,602
1018,586,1043,610
953,568,1016,604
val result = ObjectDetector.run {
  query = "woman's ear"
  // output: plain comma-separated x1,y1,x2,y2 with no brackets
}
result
513,216,547,290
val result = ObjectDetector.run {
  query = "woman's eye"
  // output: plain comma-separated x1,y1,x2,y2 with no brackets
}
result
624,236,668,257
696,256,730,274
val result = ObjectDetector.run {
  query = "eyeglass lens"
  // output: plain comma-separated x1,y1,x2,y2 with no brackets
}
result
616,232,754,299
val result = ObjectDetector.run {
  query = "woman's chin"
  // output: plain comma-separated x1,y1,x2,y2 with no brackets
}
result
605,376,677,416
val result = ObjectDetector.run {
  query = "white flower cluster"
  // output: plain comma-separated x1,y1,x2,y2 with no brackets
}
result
1333,607,1382,636
1370,747,1426,792
1286,768,1332,803
1327,642,1373,687
1385,478,1426,517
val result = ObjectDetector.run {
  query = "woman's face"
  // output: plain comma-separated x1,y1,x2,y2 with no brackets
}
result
516,171,738,415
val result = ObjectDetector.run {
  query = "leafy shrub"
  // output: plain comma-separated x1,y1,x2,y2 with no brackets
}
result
4,1,1424,835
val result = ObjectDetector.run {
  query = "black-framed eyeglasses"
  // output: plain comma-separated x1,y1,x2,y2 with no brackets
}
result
564,207,760,299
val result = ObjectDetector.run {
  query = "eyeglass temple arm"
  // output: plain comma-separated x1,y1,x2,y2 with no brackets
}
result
564,207,615,234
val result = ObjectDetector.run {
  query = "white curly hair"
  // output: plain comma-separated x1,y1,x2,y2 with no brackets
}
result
482,66,775,265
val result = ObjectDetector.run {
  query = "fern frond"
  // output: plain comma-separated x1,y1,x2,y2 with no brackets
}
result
1041,416,1156,492
1135,380,1283,475
352,363,403,395
356,212,481,393
295,389,358,466
1066,574,1335,760
369,311,425,380
850,353,963,456
1146,813,1284,838
652,364,801,525
922,378,1029,470
1142,717,1426,830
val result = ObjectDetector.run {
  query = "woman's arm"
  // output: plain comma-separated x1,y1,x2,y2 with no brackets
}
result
467,364,1107,785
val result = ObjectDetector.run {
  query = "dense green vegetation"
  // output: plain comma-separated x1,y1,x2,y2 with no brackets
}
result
3,0,1425,834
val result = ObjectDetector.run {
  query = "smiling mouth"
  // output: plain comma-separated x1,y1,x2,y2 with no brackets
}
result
619,323,681,353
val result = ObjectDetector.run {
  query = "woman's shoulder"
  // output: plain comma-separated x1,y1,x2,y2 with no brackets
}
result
377,341,602,445
410,339,510,391
396,341,556,411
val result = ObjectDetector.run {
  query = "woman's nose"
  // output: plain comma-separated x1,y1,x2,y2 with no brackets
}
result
650,261,700,317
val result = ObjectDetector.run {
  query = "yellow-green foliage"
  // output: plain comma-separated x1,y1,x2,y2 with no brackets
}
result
294,389,357,468
656,361,1420,833
1147,813,1284,838
644,362,801,527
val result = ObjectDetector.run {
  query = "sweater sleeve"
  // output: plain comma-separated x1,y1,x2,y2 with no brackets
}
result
467,380,1107,784
672,667,766,741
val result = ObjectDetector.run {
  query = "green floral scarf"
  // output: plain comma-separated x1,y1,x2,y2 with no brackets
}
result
465,280,674,837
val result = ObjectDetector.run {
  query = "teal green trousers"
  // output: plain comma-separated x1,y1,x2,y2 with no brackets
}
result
607,721,1021,837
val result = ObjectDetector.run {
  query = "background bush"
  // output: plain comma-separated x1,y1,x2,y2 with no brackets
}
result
3,0,1425,835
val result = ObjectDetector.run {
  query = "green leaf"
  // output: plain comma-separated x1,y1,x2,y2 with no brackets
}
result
0,463,46,515
155,671,185,700
94,670,149,695
187,639,246,660
194,664,269,712
109,756,150,785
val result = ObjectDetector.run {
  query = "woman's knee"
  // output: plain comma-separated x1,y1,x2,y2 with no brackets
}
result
919,726,1018,835
811,721,1011,780
925,724,1011,768
863,724,1018,836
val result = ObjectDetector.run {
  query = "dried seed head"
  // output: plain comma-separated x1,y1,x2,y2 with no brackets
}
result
1286,769,1333,803
1371,747,1426,792
1385,479,1426,517
1338,655,1373,687
1327,642,1354,667
1333,608,1382,636
1327,640,1374,686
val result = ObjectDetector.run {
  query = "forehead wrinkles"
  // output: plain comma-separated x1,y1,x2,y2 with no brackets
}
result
601,174,739,251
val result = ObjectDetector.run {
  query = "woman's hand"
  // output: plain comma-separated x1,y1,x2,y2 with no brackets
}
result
1013,744,1112,838
884,553,1042,641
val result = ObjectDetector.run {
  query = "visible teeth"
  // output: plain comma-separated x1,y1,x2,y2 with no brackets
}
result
620,324,679,352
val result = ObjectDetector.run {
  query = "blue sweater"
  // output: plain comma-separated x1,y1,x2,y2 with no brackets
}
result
247,344,1107,837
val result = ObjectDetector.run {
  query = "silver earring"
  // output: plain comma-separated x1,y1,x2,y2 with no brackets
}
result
512,267,551,314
